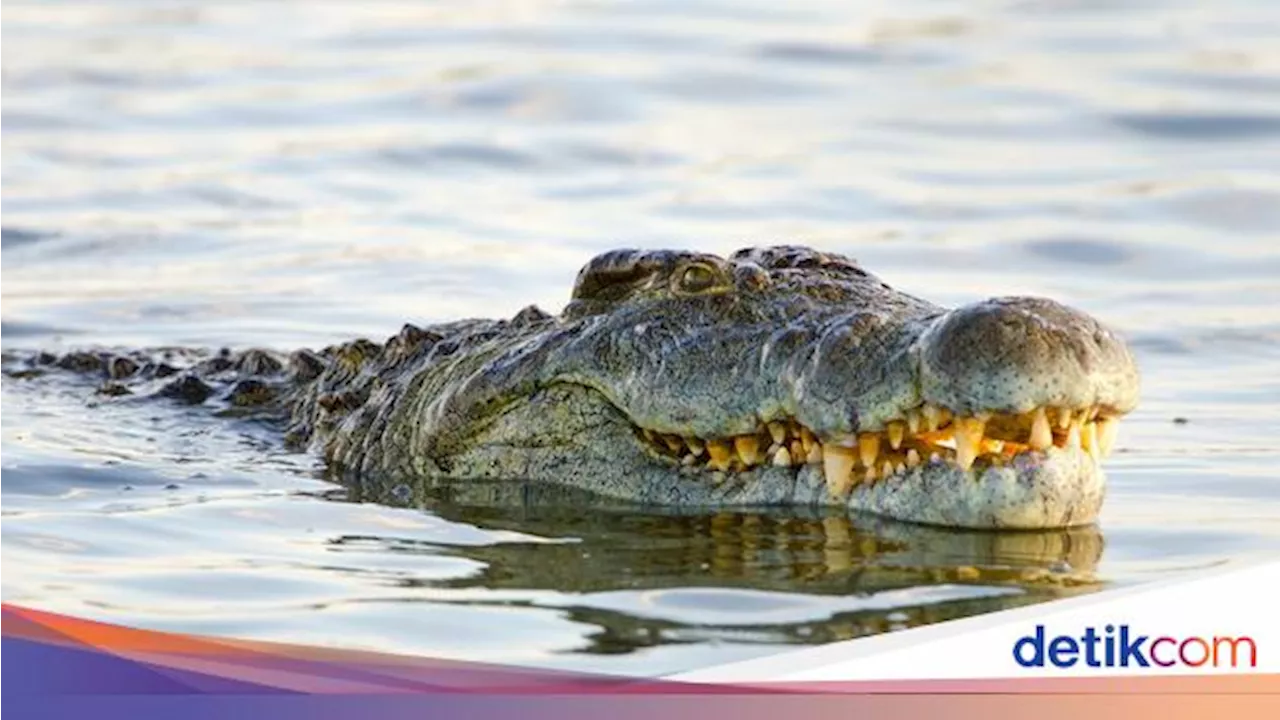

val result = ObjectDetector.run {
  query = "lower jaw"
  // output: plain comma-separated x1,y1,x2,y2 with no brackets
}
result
681,446,1105,530
844,447,1106,529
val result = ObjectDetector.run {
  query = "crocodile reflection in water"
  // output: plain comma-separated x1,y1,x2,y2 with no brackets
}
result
333,477,1103,652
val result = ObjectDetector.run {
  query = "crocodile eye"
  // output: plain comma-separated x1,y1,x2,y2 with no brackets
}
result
676,263,720,294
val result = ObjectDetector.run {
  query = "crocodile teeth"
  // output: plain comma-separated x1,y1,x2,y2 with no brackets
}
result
686,436,704,456
790,439,806,464
858,433,881,468
1097,417,1118,456
905,409,921,434
806,441,823,465
1081,422,1100,461
800,427,817,455
664,435,684,454
906,448,921,468
768,422,788,445
886,421,905,450
1028,406,1052,450
1055,406,1072,430
953,416,986,472
772,445,792,467
881,459,894,478
823,445,857,498
706,440,733,470
865,466,877,483
922,404,943,432
1065,421,1082,449
735,435,760,466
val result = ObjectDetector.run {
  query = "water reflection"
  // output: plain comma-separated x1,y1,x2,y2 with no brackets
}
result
333,475,1103,651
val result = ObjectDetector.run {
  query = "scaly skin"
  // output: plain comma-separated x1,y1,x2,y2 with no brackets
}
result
3,246,1140,529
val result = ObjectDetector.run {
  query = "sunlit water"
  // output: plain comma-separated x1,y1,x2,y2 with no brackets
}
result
3,0,1279,675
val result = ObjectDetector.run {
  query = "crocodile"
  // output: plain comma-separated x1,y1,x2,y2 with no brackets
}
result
3,246,1139,529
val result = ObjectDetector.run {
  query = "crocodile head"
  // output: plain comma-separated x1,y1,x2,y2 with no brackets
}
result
393,246,1139,529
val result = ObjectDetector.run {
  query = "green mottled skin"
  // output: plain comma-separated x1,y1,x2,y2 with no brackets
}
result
4,246,1140,529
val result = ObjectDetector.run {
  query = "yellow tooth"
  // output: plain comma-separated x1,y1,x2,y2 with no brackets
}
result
858,433,881,468
895,460,906,476
906,448,921,468
707,440,733,470
1028,406,1052,450
1097,417,1118,456
772,445,792,467
905,409,921,434
865,466,877,483
1082,422,1099,461
768,422,788,445
800,427,817,454
735,435,760,466
686,437,704,456
790,439,806,463
1055,406,1072,430
882,459,895,477
887,421,905,450
823,445,857,498
953,416,986,472
922,404,942,431
664,435,684,453
806,441,823,465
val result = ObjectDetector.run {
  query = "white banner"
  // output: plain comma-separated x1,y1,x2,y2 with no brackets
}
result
672,560,1278,682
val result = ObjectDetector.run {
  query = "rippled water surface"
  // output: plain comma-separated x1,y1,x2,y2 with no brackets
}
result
3,0,1280,675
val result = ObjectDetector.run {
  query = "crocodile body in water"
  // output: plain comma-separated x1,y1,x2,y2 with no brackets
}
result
3,246,1139,529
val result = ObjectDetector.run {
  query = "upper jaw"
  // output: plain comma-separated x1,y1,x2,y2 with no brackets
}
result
625,295,1137,527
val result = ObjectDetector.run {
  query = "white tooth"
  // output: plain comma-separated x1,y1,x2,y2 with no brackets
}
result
905,409,921,434
894,460,906,476
858,433,881,468
906,449,921,468
1056,406,1072,430
806,441,823,465
953,416,986,472
823,445,857,498
682,454,699,466
768,422,788,445
887,421,905,450
772,445,792,467
1066,422,1081,449
1097,417,1119,456
735,435,760,466
930,451,942,464
882,459,894,477
686,437,704,456
1029,407,1052,450
1082,422,1100,461
865,466,878,483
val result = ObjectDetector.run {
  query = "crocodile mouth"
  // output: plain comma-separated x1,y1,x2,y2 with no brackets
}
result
635,403,1124,499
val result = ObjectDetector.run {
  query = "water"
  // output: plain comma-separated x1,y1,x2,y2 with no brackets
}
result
3,0,1279,675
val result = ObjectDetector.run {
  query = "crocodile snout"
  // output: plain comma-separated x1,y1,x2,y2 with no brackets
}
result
917,296,1140,417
